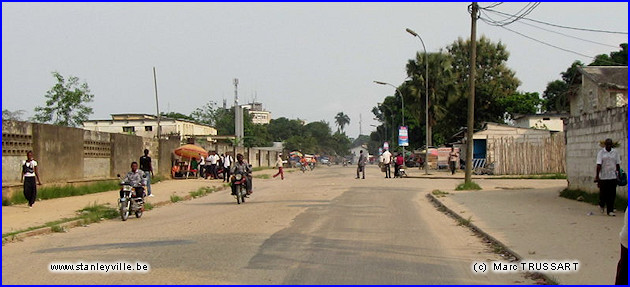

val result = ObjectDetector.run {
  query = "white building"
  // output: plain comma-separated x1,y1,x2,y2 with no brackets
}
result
513,113,569,132
242,102,272,125
82,114,217,139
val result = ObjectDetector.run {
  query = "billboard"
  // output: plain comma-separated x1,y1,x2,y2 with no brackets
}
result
398,126,409,147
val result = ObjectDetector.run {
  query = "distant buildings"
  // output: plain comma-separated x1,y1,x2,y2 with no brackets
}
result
570,66,627,116
513,113,569,132
242,102,272,125
82,114,217,139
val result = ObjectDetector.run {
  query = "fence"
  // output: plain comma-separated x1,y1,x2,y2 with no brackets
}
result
490,133,566,175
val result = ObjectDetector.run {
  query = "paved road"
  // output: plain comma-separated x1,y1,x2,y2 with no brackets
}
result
2,166,529,284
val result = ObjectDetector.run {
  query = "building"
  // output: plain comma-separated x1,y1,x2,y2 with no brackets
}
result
513,113,569,132
565,66,627,196
242,102,272,125
455,122,564,175
569,66,627,116
82,114,217,139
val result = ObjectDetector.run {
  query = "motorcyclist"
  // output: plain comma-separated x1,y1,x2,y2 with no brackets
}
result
230,154,253,196
120,162,147,198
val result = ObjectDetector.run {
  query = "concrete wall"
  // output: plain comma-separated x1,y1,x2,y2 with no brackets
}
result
110,133,144,176
566,106,627,198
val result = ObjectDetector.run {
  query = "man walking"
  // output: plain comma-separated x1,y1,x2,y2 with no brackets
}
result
595,138,621,216
356,150,367,179
139,149,154,197
382,148,392,178
449,146,459,175
273,153,285,180
223,152,233,182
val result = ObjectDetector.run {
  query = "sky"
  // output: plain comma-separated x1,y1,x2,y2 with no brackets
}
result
2,2,628,139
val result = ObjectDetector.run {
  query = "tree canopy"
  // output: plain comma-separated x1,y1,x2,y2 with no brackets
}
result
33,72,94,127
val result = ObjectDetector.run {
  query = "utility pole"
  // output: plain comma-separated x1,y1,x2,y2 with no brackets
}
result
153,67,161,139
234,78,243,146
359,113,362,136
465,2,478,184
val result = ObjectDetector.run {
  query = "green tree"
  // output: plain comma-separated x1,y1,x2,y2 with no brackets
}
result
498,92,542,121
542,60,583,112
590,43,628,66
334,112,350,132
405,51,459,146
268,117,304,142
190,101,219,125
3,109,25,121
33,72,94,127
445,36,520,130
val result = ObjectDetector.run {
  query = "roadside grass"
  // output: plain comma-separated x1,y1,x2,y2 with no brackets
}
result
560,188,627,211
431,190,450,198
143,202,154,211
189,186,217,198
254,174,271,179
170,194,183,203
2,180,120,206
3,176,167,207
252,167,272,172
498,173,567,180
457,216,474,227
455,181,482,190
2,202,118,240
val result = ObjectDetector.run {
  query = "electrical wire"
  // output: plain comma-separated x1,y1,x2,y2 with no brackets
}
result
483,7,628,34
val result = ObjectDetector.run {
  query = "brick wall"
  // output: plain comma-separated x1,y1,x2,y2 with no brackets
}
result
566,106,628,198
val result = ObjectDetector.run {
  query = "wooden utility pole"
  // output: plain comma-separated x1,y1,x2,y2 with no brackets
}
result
465,2,478,184
153,67,161,139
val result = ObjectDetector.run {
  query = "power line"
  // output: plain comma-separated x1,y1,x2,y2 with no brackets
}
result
481,9,620,49
479,2,541,27
483,7,628,34
497,25,625,65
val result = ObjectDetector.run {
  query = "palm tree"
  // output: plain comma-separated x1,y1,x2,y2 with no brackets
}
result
405,51,459,146
334,112,350,133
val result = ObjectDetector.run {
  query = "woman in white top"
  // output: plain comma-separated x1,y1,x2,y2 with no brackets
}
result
20,151,42,208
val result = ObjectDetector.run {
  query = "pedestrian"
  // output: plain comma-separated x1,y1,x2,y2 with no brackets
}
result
198,153,205,178
20,151,42,208
356,150,367,179
382,148,392,178
223,152,233,182
210,151,220,179
595,138,621,216
449,146,459,175
615,207,628,284
273,153,285,180
139,149,154,196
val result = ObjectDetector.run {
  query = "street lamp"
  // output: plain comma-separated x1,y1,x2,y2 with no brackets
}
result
406,28,429,175
374,81,405,158
377,102,395,142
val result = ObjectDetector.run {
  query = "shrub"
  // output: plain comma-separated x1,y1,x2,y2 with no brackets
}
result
456,181,482,190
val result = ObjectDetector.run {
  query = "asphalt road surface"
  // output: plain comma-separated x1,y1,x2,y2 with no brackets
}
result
2,165,529,284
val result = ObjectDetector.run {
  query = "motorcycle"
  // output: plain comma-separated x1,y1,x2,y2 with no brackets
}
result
117,174,145,221
397,166,408,178
231,171,249,204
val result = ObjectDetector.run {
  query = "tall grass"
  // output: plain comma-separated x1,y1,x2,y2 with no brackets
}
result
3,180,120,206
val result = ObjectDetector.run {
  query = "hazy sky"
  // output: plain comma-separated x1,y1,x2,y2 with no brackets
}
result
2,2,627,139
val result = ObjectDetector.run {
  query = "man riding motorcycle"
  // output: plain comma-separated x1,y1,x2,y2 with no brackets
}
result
120,162,147,198
230,154,253,196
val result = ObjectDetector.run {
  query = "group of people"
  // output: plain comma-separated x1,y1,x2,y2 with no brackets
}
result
376,149,406,179
171,151,234,182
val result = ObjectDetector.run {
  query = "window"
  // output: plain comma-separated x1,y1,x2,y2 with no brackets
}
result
123,126,135,133
145,126,153,131
589,90,597,110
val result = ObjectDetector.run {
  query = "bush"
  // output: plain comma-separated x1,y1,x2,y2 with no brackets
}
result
170,194,183,203
456,181,482,190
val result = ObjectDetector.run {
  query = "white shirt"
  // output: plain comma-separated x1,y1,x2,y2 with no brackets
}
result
208,154,218,165
382,150,392,164
224,155,233,168
199,156,205,166
22,160,37,177
596,148,620,180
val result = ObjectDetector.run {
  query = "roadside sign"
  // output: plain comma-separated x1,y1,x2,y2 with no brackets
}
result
398,126,409,147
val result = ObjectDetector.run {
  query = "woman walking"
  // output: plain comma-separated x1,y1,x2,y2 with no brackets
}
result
20,151,42,208
273,154,285,180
